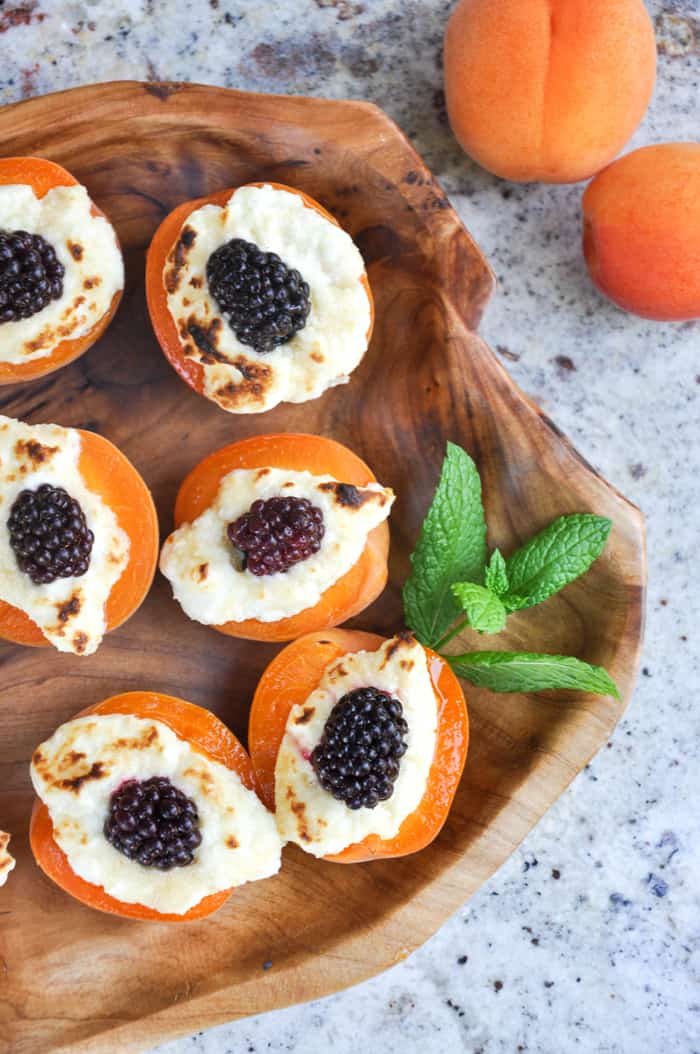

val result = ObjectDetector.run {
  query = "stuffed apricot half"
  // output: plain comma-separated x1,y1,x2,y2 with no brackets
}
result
0,830,15,887
146,181,373,413
159,433,393,642
0,414,158,655
30,691,281,921
249,630,469,862
0,157,123,384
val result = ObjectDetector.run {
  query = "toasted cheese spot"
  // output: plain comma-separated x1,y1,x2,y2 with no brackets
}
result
65,750,86,766
255,468,271,481
183,764,218,799
400,660,415,672
83,276,101,290
182,317,226,364
112,726,160,752
197,562,209,582
21,291,92,356
57,593,81,623
383,623,415,666
58,760,107,792
294,706,315,725
73,631,89,654
189,275,203,289
24,335,46,353
286,789,311,843
213,357,274,410
164,225,197,294
225,835,239,849
68,241,84,261
14,438,59,466
310,352,324,363
319,481,388,510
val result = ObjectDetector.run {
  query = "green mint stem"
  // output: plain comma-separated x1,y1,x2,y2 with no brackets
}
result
433,617,470,652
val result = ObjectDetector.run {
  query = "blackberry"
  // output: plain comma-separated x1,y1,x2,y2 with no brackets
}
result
311,687,409,810
227,495,324,576
7,484,94,585
104,776,202,870
0,229,64,323
206,237,310,354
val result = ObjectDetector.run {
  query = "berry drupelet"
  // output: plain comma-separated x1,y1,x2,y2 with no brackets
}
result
104,776,202,870
311,687,409,810
228,495,324,576
7,484,94,585
0,229,64,323
206,238,311,354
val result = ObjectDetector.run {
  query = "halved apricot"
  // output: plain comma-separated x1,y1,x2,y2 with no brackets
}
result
0,429,159,648
248,629,469,862
0,157,122,384
145,181,374,405
168,433,390,643
30,691,256,921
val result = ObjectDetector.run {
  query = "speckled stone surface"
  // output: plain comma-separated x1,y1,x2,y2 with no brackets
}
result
2,2,698,1052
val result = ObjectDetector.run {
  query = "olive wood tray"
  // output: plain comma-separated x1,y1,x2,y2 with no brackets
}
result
0,81,645,1054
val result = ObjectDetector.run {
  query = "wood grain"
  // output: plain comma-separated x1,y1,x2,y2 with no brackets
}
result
0,82,645,1054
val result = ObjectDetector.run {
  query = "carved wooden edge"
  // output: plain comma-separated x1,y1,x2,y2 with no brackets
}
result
0,82,646,1054
0,80,496,331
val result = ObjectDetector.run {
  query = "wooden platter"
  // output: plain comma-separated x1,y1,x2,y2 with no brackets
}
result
0,82,645,1054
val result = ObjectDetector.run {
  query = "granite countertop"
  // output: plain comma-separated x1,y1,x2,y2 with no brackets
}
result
2,2,698,1052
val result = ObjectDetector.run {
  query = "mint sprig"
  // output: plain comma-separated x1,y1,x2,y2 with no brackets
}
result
402,442,486,648
404,443,620,700
448,652,620,699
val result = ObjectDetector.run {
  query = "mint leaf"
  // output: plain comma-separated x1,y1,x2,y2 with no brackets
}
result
403,442,487,647
502,514,611,612
448,651,620,698
485,549,508,597
451,582,507,634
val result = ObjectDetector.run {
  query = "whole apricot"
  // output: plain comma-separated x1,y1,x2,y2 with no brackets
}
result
582,143,700,321
444,0,657,183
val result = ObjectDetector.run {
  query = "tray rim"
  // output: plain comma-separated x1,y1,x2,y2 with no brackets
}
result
0,80,647,1054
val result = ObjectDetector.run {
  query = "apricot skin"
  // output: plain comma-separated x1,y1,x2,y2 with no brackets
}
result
582,144,700,322
444,0,657,184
